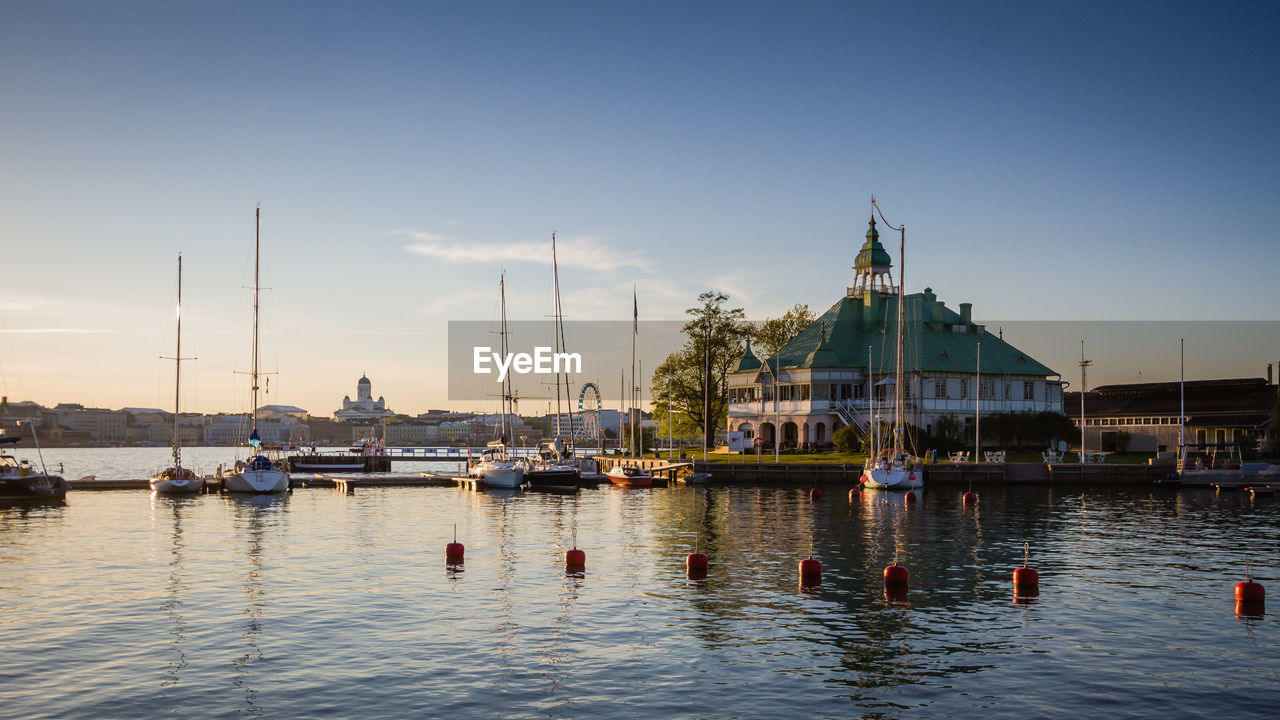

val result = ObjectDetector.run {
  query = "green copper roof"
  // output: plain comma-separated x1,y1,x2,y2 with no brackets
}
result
854,216,892,269
730,338,762,373
742,292,1057,377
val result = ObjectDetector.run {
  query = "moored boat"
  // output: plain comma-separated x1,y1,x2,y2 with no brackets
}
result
1,436,68,501
150,253,204,495
607,464,653,487
219,207,289,495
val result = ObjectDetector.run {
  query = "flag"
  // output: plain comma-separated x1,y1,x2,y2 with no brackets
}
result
632,286,638,335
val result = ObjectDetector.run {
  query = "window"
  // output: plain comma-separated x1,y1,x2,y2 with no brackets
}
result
934,378,948,398
800,385,811,401
1023,381,1034,400
960,379,968,399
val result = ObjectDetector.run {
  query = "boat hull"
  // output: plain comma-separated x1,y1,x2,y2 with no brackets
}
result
524,466,580,490
474,465,524,488
223,469,289,494
607,468,653,487
150,467,203,494
0,474,68,501
861,468,922,490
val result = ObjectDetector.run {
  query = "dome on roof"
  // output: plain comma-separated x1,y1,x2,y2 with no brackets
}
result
358,374,370,386
854,215,892,270
730,339,762,373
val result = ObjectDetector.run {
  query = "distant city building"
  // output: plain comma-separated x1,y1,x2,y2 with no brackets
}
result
728,216,1063,448
259,405,308,423
1069,377,1276,453
334,373,392,421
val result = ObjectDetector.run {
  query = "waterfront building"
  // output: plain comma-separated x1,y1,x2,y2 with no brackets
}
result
1069,377,1276,453
54,406,128,445
259,404,308,423
727,216,1063,448
334,373,392,421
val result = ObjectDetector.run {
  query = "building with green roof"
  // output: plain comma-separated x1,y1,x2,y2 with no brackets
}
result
728,216,1064,448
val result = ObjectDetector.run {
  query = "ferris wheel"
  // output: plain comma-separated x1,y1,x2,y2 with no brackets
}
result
577,382,602,439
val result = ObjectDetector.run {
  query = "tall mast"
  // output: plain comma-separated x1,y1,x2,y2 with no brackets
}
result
499,273,509,441
551,233,563,435
895,222,904,449
631,285,637,455
251,206,261,436
173,253,183,470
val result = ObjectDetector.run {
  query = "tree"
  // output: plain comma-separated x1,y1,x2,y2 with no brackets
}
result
1115,431,1132,453
754,304,816,358
833,424,862,453
650,291,749,450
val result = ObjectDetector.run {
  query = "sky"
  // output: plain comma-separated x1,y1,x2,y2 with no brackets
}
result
1,1,1277,416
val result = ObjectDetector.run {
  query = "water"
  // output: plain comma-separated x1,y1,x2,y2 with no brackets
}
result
2,449,1278,718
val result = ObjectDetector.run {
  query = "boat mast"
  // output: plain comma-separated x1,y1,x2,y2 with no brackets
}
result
895,221,904,453
631,285,637,455
499,273,510,443
173,253,183,470
251,206,261,441
872,198,905,455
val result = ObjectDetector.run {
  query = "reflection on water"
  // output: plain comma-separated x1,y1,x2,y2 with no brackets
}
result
2,482,1278,719
225,494,287,718
154,496,193,688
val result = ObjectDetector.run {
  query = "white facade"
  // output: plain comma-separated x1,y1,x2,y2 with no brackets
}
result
334,374,391,421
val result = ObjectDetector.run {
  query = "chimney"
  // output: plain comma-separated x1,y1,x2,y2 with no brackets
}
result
959,302,972,325
932,301,945,323
1269,363,1274,385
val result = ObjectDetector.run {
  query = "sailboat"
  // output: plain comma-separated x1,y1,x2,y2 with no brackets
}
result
468,273,525,489
151,254,204,494
220,208,290,494
524,233,588,490
861,202,921,490
608,286,653,487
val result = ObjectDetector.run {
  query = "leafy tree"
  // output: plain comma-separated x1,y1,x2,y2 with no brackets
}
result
833,424,863,452
1115,431,1133,453
754,304,816,358
650,291,749,450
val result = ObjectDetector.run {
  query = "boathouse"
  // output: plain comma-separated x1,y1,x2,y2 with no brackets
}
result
1068,377,1277,453
727,216,1064,449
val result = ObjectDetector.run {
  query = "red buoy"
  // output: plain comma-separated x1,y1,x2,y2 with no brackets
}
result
884,563,909,585
1236,581,1265,603
445,541,465,562
799,557,822,579
687,552,708,571
1236,560,1265,605
962,491,977,505
1013,566,1039,587
566,548,586,566
810,487,822,501
446,524,465,563
904,491,917,504
1014,542,1038,588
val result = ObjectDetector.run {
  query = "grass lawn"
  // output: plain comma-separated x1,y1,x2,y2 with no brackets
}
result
647,449,1160,465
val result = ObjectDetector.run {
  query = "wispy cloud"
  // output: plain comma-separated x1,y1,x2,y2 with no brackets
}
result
396,231,653,271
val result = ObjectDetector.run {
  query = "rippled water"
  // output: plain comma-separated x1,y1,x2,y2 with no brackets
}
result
2,450,1277,718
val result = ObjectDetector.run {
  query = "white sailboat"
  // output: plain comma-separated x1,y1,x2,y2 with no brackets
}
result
151,254,203,494
861,201,922,490
221,208,289,494
468,273,525,489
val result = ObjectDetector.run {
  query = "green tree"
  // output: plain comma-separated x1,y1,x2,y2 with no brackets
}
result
651,291,749,450
1115,431,1132,453
754,303,816,358
833,424,862,452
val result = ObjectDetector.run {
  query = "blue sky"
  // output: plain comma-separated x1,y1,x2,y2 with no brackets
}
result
1,1,1277,415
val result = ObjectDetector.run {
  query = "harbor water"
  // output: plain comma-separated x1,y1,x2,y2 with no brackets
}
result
2,449,1278,718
